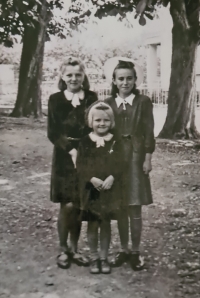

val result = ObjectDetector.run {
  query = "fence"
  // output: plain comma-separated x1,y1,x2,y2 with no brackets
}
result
95,86,169,104
0,80,200,108
95,85,200,108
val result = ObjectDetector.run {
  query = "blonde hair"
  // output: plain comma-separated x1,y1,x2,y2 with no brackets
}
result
86,101,115,129
58,57,90,91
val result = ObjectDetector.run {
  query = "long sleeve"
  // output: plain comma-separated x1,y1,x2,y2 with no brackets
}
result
47,96,74,152
76,142,85,178
142,97,155,154
76,141,94,184
76,141,94,210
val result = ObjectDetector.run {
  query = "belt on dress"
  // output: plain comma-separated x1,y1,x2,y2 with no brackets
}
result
67,137,81,141
121,134,132,140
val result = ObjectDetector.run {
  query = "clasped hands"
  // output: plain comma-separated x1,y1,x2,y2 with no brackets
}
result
90,175,114,191
68,149,114,191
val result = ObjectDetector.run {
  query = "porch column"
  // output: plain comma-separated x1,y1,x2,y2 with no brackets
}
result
146,44,157,89
160,6,173,91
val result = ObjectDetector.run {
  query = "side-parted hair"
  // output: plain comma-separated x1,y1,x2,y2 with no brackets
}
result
86,101,115,129
58,57,90,91
111,60,140,98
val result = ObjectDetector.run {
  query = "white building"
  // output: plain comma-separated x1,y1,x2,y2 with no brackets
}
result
144,7,200,91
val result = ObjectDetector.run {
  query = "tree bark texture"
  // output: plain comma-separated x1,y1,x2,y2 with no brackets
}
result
158,0,200,139
11,0,48,118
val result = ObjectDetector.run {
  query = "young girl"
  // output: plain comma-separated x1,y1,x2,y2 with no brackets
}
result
47,57,98,269
104,58,155,271
76,101,121,274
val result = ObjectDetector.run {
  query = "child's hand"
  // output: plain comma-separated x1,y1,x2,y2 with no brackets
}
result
69,148,78,168
101,175,114,190
90,177,104,191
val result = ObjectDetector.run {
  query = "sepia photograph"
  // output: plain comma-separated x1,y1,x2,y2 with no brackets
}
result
0,0,200,297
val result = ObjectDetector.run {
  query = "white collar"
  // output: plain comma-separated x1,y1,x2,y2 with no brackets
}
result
115,93,135,110
64,89,85,108
89,132,113,148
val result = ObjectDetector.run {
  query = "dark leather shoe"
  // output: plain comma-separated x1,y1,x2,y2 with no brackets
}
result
110,252,128,267
71,253,89,267
100,259,111,274
129,252,144,271
56,252,71,269
90,259,100,274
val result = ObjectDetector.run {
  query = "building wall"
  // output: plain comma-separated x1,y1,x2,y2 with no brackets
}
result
144,7,200,91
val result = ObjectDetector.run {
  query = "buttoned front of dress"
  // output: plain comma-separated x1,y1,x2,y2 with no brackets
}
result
76,135,122,220
48,90,98,204
105,94,155,206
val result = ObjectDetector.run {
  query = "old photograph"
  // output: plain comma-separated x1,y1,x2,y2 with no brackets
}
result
0,1,200,297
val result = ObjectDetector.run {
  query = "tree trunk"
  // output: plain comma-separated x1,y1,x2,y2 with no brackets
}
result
10,0,48,118
158,1,200,139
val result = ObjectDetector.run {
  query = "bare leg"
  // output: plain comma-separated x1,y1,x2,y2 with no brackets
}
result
117,208,129,253
68,207,81,254
57,202,71,252
129,205,142,252
58,202,88,266
87,221,99,260
110,209,129,267
58,202,81,253
57,202,74,269
129,205,144,270
100,219,111,260
87,221,100,273
100,219,111,273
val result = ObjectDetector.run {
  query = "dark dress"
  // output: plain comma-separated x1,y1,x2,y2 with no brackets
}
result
105,94,155,206
47,90,98,204
76,135,122,220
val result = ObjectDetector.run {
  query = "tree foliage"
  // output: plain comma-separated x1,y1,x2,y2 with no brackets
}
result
86,0,200,32
0,1,64,45
0,0,91,47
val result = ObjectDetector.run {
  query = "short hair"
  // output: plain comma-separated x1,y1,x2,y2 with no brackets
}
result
86,101,115,129
111,60,139,97
58,57,90,91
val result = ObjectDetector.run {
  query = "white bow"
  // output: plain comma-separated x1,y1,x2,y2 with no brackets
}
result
64,90,84,108
115,93,135,110
89,132,113,148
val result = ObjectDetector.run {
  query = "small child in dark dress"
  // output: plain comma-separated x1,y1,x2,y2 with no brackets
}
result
77,101,121,274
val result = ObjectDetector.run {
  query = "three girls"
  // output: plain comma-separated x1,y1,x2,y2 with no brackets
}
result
48,56,155,273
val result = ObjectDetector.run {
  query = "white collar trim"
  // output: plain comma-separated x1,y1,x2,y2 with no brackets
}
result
89,132,113,148
115,93,135,109
64,89,85,107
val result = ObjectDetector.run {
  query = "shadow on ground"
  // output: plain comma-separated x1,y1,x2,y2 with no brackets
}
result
0,117,200,298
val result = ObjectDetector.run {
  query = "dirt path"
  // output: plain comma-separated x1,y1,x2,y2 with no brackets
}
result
0,117,200,298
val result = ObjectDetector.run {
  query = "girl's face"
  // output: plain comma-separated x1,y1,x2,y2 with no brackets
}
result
92,110,111,137
113,68,136,98
62,65,85,93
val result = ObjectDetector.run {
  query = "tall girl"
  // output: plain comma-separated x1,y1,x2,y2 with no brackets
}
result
104,58,155,270
47,57,97,269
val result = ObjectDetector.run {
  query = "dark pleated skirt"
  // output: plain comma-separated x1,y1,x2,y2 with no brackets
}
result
50,146,79,205
79,184,121,222
121,139,153,206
